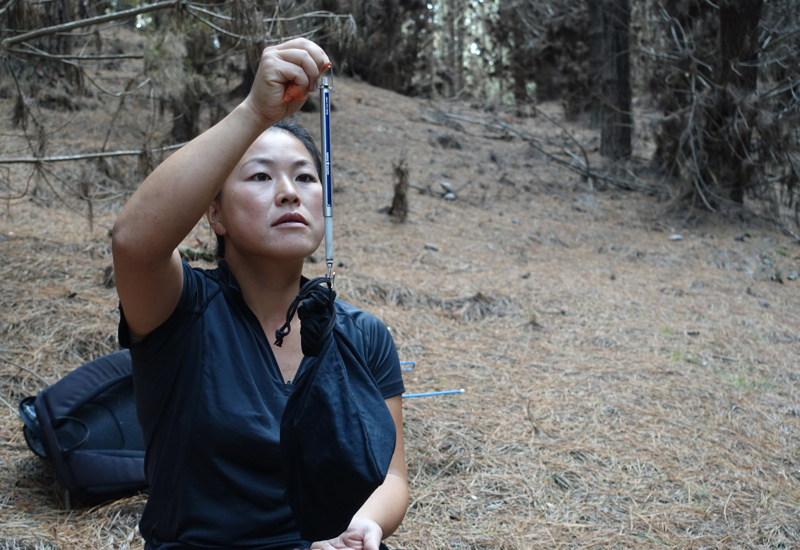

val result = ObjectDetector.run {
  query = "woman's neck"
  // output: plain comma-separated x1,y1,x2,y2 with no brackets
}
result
224,253,305,329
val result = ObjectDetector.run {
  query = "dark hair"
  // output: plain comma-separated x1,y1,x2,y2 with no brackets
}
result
214,122,322,262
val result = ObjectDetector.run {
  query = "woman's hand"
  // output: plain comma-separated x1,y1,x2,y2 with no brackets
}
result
243,38,330,127
308,517,383,550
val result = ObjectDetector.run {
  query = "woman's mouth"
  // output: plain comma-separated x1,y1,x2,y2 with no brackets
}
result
273,212,308,227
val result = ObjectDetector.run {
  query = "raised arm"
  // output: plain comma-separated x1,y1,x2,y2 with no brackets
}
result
112,39,329,340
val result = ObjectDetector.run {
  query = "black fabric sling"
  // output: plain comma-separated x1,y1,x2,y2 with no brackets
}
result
275,278,397,542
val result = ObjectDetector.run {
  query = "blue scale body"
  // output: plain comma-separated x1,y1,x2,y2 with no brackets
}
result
320,77,333,277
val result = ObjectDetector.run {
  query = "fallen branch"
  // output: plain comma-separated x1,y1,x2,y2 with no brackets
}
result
0,354,52,386
529,104,592,179
441,111,659,193
0,142,186,164
0,394,14,413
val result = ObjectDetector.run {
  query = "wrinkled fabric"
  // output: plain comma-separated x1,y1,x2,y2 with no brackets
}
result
280,324,397,542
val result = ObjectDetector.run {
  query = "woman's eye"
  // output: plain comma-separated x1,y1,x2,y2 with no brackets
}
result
296,173,317,183
253,173,270,181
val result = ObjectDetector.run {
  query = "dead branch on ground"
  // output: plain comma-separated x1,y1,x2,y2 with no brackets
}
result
441,111,658,194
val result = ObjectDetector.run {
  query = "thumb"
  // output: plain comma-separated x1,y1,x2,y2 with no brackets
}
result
362,528,382,550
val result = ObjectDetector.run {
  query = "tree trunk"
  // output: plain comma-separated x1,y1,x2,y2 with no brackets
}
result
443,0,457,97
586,0,604,129
599,0,632,160
706,0,763,204
454,0,465,94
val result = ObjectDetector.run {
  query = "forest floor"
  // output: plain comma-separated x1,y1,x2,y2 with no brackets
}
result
1,29,800,550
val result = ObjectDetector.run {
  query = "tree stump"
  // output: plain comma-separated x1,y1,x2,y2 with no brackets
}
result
388,157,409,222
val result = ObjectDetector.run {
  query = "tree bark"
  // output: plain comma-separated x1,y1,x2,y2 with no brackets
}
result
599,0,632,160
706,0,763,204
586,0,604,129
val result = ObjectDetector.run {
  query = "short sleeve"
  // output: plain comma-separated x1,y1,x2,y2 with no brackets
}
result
118,260,213,362
333,303,405,399
363,314,405,399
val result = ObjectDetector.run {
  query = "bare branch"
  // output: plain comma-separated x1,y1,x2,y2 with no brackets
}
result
0,0,17,16
263,11,355,24
9,44,143,61
1,1,177,48
64,61,141,97
187,7,253,42
102,79,137,152
0,142,187,164
186,5,323,43
185,3,234,21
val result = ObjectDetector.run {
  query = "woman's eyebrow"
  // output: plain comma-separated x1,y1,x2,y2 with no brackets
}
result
239,157,312,172
240,157,274,172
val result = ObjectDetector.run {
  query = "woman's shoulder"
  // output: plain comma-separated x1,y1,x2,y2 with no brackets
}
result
333,299,401,384
333,299,394,346
182,260,235,298
334,299,385,328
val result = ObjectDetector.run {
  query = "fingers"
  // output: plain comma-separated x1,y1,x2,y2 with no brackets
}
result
243,39,330,125
274,38,329,72
268,39,330,92
309,539,352,550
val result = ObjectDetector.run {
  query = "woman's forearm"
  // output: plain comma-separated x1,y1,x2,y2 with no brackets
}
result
354,472,409,538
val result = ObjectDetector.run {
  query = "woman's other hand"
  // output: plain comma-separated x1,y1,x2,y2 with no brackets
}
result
308,517,383,550
244,38,330,126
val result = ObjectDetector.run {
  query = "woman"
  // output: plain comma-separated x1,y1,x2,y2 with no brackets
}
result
112,39,408,550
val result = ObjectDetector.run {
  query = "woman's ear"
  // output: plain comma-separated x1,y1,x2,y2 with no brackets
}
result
207,201,226,237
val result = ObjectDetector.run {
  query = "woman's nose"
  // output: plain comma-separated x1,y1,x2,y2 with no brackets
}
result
274,175,300,204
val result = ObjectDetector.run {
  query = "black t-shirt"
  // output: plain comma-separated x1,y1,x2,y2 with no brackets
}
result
119,261,404,550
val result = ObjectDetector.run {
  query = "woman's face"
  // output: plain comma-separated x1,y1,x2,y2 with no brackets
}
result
209,129,324,263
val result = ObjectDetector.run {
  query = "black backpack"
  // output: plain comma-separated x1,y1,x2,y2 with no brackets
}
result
18,350,148,507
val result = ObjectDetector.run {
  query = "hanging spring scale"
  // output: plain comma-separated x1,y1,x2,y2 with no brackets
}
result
319,74,334,286
273,71,336,354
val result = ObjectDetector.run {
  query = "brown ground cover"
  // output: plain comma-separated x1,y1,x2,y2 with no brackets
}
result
1,37,799,549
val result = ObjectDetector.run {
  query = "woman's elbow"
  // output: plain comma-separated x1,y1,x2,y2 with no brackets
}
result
110,219,134,263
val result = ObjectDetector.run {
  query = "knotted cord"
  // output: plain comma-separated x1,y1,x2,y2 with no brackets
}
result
274,276,336,357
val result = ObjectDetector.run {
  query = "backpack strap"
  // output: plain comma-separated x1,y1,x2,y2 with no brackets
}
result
19,396,47,458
